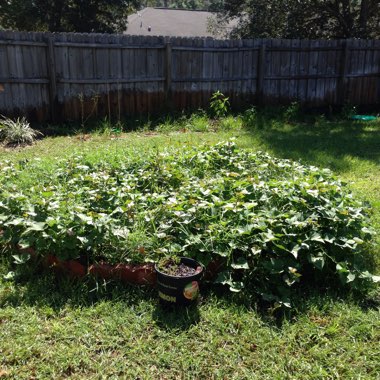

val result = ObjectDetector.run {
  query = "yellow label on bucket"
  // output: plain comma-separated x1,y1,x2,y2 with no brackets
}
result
158,291,176,303
183,281,199,300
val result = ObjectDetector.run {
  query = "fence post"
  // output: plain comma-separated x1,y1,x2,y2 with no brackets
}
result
338,40,350,105
257,43,266,106
164,42,172,108
46,35,57,122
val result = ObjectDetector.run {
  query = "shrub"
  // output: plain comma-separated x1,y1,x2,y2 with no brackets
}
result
0,116,42,146
0,142,377,305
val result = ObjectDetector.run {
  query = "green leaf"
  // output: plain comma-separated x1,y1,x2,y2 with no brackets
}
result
310,232,324,243
76,213,93,224
77,236,89,245
273,242,288,252
358,271,373,279
215,271,231,285
250,246,261,255
231,257,249,270
3,271,15,280
284,275,296,286
12,254,30,265
260,292,277,302
5,218,25,226
290,244,300,259
261,230,277,243
17,239,32,249
214,271,244,292
310,255,325,270
27,221,45,231
336,263,348,273
323,234,335,243
0,214,8,222
276,301,291,309
229,282,244,292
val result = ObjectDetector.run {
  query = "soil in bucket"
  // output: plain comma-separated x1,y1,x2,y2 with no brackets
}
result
155,257,203,306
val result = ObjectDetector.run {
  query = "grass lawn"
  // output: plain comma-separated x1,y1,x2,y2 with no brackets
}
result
0,114,379,379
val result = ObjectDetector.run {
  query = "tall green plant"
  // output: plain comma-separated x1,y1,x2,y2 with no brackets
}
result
209,91,230,118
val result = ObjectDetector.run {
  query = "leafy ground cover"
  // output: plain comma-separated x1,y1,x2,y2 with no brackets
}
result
0,140,377,305
0,111,379,379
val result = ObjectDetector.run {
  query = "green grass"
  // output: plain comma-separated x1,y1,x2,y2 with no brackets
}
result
0,277,379,379
0,112,379,379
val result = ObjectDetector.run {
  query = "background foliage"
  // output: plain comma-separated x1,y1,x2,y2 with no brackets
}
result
146,0,223,11
2,0,378,38
0,0,140,33
215,0,380,39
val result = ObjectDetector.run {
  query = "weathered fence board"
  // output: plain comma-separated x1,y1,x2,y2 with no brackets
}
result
0,31,379,122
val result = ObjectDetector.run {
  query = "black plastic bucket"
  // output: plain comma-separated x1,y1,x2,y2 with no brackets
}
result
155,257,204,306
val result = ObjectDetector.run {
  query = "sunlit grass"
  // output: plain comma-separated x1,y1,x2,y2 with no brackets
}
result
0,112,379,379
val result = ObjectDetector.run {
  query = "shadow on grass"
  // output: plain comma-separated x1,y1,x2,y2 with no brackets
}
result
0,268,156,310
0,261,203,330
246,116,380,172
152,302,201,331
1,266,378,331
34,110,201,138
33,111,380,176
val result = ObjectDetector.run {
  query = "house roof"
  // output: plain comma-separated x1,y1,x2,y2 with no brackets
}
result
126,7,235,38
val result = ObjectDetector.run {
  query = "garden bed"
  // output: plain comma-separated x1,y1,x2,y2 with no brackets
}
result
0,141,377,304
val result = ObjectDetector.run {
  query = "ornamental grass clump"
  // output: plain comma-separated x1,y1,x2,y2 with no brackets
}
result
0,141,377,305
0,116,42,146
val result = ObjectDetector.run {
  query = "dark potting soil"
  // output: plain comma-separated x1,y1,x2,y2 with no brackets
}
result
161,262,200,277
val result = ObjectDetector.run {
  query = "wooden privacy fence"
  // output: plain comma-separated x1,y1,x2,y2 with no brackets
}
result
0,31,379,122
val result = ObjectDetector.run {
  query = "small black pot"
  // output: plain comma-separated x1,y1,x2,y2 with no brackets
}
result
155,257,204,306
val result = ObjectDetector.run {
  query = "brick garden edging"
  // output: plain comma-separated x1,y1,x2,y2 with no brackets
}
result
14,245,224,285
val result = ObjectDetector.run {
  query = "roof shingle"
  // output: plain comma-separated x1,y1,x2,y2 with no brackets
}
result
126,7,234,38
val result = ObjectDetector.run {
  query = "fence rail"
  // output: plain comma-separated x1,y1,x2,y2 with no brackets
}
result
0,31,379,122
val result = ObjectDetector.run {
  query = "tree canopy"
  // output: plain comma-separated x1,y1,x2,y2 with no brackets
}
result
0,0,140,33
216,0,380,39
145,0,223,11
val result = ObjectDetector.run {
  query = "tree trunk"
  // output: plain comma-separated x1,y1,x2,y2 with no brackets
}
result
48,0,64,32
359,0,370,37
